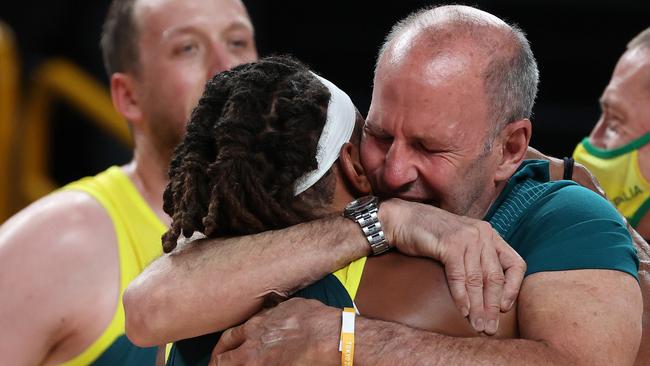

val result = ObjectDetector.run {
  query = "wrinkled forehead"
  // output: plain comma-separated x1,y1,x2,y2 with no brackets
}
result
371,46,492,143
380,36,505,93
377,40,485,99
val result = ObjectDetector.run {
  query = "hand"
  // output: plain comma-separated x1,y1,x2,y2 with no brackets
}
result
379,199,526,335
211,298,340,366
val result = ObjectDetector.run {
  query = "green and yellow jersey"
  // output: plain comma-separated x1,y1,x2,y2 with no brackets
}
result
60,166,166,366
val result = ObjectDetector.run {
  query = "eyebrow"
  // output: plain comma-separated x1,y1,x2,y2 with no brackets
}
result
599,95,628,118
225,22,255,34
162,20,253,40
364,121,389,135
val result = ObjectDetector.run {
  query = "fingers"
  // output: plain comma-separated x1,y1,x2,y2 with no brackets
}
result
398,207,525,335
480,235,505,335
442,222,524,335
464,235,485,333
496,240,526,313
444,247,470,318
209,299,336,366
213,324,247,356
211,345,247,366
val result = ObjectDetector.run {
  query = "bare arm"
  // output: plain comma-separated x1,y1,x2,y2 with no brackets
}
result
124,199,526,345
0,191,119,365
356,270,641,366
124,215,370,345
212,269,641,366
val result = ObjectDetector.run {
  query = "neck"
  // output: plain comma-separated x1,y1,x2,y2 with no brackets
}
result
121,139,173,226
465,179,509,220
484,180,508,217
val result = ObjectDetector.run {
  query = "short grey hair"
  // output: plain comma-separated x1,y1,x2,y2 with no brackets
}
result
483,23,539,132
627,27,650,50
376,5,539,136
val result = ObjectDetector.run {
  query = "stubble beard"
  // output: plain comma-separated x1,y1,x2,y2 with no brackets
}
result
450,151,495,219
149,109,187,171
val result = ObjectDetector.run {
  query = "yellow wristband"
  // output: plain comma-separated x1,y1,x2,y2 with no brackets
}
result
339,307,355,366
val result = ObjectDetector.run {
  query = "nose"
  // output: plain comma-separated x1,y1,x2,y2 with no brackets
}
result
588,117,608,149
382,141,418,192
206,43,237,79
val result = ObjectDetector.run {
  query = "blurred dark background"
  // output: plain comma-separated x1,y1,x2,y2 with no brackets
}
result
1,0,649,186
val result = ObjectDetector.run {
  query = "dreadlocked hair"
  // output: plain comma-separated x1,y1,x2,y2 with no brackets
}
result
162,55,337,253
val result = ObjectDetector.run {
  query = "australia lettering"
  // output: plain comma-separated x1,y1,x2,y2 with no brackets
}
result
613,185,643,206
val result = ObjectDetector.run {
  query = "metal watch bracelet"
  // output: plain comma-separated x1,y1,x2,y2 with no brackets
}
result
343,196,392,256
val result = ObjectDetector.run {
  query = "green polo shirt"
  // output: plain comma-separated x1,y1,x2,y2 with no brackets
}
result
485,159,638,279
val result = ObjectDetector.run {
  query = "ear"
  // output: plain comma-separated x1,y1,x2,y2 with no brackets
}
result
494,119,532,182
110,72,144,124
338,142,372,195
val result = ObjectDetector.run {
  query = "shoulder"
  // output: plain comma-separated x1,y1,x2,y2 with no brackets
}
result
510,183,638,278
526,181,627,232
0,189,116,252
507,160,622,224
0,190,119,350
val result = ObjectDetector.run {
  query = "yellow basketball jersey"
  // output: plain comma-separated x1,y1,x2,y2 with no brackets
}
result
333,257,367,301
59,166,166,366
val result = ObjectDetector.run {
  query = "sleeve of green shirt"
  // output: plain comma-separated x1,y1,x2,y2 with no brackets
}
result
509,184,639,280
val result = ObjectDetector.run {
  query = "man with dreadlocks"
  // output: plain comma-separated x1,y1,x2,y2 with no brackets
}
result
0,0,257,364
159,55,520,366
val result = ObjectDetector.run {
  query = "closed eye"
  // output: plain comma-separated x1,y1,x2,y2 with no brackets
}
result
417,142,440,153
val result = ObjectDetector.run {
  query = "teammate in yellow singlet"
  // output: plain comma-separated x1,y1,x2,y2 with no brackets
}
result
573,28,650,239
0,0,257,364
572,27,650,365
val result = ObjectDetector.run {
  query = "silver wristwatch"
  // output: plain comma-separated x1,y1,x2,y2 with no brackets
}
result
343,195,392,256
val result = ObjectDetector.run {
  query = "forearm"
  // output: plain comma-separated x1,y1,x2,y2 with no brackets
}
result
124,215,369,346
354,318,578,366
354,269,641,366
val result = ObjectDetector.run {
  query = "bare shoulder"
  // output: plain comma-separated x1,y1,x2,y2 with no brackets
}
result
0,190,120,364
0,189,119,275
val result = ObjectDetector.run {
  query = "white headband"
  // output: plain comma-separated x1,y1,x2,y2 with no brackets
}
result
293,73,356,195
